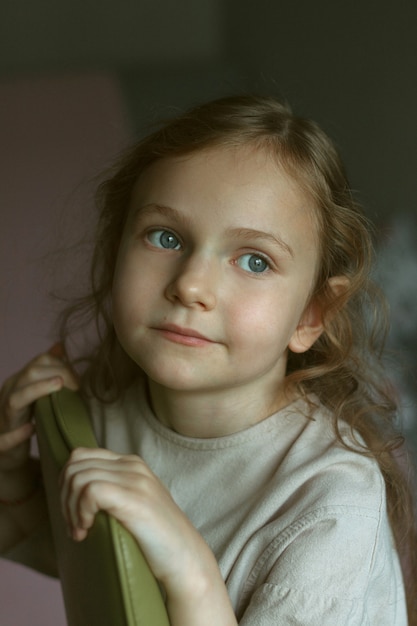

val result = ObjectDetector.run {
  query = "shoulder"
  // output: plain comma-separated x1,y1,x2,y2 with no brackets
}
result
268,398,386,515
254,402,389,567
236,402,407,622
237,453,406,623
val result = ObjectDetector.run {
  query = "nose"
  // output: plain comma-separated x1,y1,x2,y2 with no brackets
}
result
164,253,218,310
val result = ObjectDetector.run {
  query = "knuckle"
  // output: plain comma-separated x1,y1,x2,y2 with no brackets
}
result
69,448,85,462
126,454,141,462
72,472,86,492
82,481,97,500
67,450,78,463
125,454,144,469
3,391,26,422
31,353,55,367
6,388,22,410
69,448,82,463
133,472,154,498
63,469,87,500
79,481,100,512
25,365,44,384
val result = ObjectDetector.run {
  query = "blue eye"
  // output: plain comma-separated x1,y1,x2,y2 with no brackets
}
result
237,253,269,273
148,229,181,250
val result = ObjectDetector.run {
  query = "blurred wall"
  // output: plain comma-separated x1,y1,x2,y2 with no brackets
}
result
0,73,131,625
1,1,416,623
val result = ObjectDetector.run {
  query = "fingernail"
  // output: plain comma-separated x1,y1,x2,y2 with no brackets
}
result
49,342,65,358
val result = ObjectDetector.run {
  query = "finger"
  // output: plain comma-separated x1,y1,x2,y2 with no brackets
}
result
63,475,114,541
60,462,108,528
4,376,64,426
21,351,67,372
61,450,148,495
60,458,133,509
0,422,35,452
47,343,79,389
19,358,79,392
48,342,66,359
66,448,148,470
15,350,80,389
72,527,89,542
59,448,120,490
0,351,79,416
67,447,121,463
72,479,145,541
61,457,147,534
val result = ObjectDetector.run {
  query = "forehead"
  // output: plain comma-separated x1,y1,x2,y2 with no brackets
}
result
129,145,319,252
133,144,314,206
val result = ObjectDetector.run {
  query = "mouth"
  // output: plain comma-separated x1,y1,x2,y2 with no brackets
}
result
152,323,215,347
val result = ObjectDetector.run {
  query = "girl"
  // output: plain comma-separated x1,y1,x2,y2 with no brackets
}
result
0,95,416,624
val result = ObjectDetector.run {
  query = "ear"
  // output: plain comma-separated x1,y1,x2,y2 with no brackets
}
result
288,298,324,354
288,276,350,354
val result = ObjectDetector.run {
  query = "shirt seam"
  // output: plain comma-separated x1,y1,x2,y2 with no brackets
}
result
241,504,381,603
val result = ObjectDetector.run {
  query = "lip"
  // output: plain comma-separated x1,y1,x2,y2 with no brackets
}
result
153,323,215,346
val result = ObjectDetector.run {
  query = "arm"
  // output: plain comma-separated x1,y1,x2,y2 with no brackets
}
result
0,346,79,572
61,448,238,626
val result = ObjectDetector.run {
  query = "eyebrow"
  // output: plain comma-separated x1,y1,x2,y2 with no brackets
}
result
226,227,294,258
133,203,294,258
132,203,192,228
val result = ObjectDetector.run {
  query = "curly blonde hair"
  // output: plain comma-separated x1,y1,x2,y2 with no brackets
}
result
59,95,417,620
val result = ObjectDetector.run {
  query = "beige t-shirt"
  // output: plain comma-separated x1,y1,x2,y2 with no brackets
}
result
90,380,408,625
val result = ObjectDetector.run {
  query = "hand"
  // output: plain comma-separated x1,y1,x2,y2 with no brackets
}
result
0,344,79,474
61,447,238,626
61,448,211,588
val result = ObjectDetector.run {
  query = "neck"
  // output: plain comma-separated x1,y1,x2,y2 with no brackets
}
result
145,379,293,438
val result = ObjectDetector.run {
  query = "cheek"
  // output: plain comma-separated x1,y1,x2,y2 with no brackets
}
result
226,285,307,351
112,251,158,309
226,292,280,342
112,262,144,334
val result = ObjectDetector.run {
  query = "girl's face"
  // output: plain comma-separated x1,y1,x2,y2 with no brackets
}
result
112,146,322,417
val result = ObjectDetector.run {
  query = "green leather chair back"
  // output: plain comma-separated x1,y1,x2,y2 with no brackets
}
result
35,388,170,626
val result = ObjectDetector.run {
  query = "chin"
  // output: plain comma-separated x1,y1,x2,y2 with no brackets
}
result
140,362,203,391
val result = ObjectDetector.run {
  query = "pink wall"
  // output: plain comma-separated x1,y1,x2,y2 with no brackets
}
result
0,72,130,624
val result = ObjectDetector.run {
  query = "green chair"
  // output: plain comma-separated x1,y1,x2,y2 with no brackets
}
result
35,388,170,626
